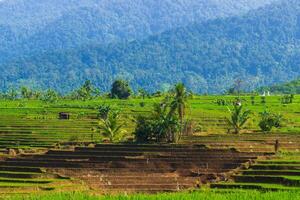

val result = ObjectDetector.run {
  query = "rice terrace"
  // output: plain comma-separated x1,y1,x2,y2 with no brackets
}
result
0,82,299,199
1,0,300,199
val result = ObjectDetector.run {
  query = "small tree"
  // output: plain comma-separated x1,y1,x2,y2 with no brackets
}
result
20,86,33,99
138,88,148,99
281,95,294,104
75,80,94,100
133,103,180,143
134,115,155,143
42,89,59,103
226,105,251,134
97,104,111,120
97,111,125,142
261,96,266,104
250,96,255,105
6,88,18,100
259,110,282,132
111,80,132,99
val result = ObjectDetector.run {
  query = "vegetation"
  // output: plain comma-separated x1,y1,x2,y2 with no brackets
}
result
281,95,294,104
226,105,251,134
259,110,282,132
4,190,300,200
169,83,189,140
133,83,190,143
110,80,132,99
134,103,180,143
260,79,300,94
0,92,298,197
97,110,125,142
97,105,111,120
0,0,274,63
0,1,299,93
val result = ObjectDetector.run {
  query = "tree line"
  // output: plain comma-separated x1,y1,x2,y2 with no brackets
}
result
0,79,141,102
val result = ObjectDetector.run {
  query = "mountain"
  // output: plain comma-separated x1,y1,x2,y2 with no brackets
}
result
1,0,296,93
0,0,277,62
260,79,300,94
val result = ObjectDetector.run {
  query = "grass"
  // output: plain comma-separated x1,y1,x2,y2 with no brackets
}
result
2,190,300,200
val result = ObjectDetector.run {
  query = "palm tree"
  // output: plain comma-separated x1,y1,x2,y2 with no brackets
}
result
98,111,125,142
226,105,251,134
169,83,189,140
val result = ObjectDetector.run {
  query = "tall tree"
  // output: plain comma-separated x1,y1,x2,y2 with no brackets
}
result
111,80,132,99
169,83,189,139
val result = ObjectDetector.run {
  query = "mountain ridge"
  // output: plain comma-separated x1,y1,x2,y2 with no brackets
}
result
1,0,296,93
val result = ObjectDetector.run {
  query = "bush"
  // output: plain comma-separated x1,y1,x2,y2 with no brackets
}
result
261,96,266,104
133,115,154,143
250,96,255,105
216,99,227,106
139,102,146,107
97,105,111,119
259,110,283,132
281,94,294,104
133,103,180,143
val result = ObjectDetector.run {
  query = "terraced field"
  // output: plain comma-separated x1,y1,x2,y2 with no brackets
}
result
0,165,85,195
182,134,300,152
0,95,299,150
0,144,264,194
0,96,299,196
211,154,300,191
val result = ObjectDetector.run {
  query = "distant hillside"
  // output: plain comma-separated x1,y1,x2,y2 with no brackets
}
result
1,0,299,93
0,0,277,62
260,79,300,94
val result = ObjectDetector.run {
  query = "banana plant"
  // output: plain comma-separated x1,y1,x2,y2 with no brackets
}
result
98,111,125,142
226,105,251,134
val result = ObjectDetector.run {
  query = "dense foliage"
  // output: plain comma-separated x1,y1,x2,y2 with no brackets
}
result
0,0,288,93
110,80,132,99
260,79,300,94
259,110,282,132
0,0,274,63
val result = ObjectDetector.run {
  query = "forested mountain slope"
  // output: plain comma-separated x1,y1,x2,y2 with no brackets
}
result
0,0,277,62
2,0,297,93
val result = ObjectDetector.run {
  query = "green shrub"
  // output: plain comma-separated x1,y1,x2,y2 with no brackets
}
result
139,102,146,107
68,135,80,142
97,104,111,119
133,103,180,143
251,96,255,105
281,94,294,104
133,115,154,142
259,110,283,132
216,99,227,106
261,96,266,104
